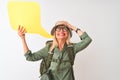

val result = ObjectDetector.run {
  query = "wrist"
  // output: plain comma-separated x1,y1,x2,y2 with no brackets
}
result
75,28,81,33
21,36,25,40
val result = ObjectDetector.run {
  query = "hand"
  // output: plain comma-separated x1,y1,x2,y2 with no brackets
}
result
65,21,77,31
18,25,26,39
57,21,77,31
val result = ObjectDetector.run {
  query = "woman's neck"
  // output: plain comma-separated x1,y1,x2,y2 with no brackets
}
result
57,39,66,51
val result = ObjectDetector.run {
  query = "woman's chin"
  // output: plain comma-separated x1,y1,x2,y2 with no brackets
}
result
57,36,67,40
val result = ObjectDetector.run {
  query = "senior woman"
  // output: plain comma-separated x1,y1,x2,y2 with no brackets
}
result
18,21,92,80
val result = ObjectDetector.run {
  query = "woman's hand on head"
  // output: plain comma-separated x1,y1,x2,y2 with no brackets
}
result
61,21,77,31
18,25,26,39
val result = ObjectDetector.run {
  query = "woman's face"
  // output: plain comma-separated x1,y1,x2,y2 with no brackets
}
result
55,26,69,40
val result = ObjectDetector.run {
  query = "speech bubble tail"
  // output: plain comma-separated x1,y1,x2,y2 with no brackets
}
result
37,26,54,38
39,33,53,38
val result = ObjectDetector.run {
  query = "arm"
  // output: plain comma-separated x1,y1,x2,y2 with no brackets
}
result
24,46,49,61
18,25,49,61
18,25,29,53
62,21,92,54
73,32,92,54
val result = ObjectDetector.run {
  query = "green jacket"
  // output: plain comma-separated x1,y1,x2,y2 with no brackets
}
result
24,32,92,80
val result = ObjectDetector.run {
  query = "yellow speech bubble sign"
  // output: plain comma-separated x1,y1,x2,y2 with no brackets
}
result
8,2,53,38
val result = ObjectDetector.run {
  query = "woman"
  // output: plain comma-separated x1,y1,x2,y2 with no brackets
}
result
18,21,92,80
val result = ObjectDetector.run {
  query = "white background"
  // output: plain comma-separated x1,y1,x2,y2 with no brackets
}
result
0,0,120,80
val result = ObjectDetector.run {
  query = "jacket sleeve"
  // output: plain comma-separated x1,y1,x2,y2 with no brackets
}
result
24,45,49,61
73,32,92,54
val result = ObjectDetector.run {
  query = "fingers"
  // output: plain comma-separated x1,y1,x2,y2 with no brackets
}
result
18,25,26,33
18,25,26,38
21,26,26,33
56,20,76,30
61,21,73,29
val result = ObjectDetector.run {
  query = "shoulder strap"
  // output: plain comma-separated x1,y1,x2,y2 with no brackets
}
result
40,40,54,75
67,44,75,80
45,40,54,66
46,40,53,47
68,44,75,65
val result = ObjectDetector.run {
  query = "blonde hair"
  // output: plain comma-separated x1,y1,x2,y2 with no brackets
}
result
49,31,71,52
